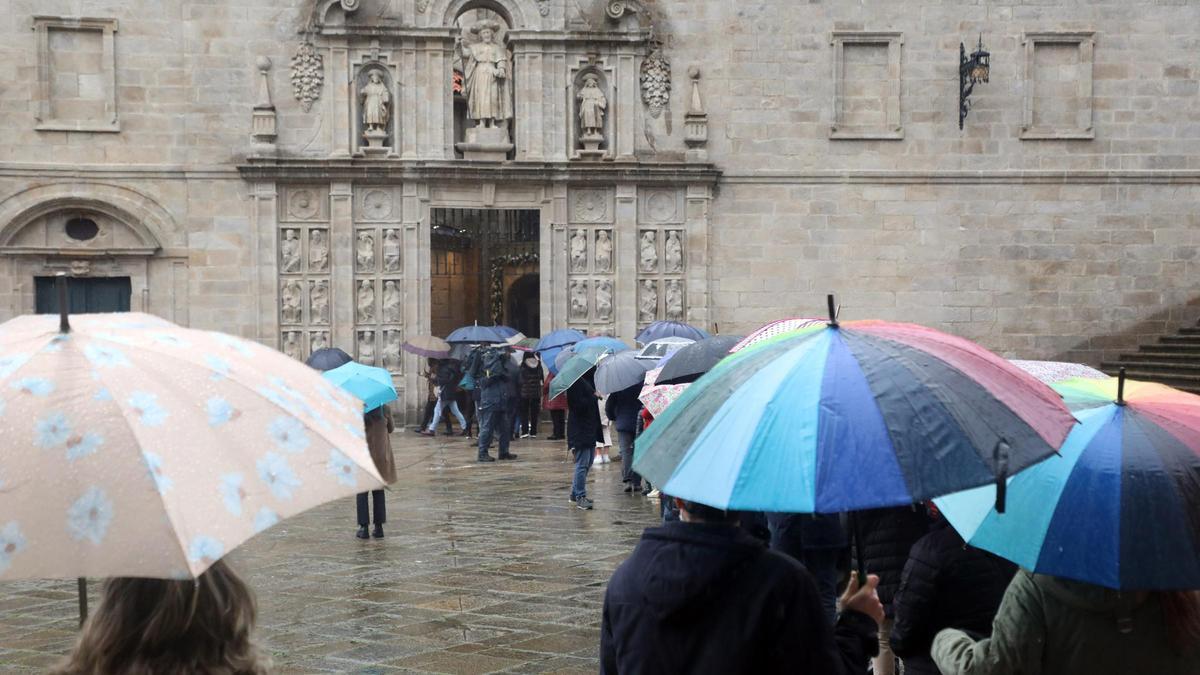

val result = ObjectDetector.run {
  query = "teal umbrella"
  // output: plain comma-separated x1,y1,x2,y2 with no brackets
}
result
322,362,397,412
549,346,611,399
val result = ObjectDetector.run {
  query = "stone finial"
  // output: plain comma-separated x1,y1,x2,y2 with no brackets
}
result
252,56,277,147
684,65,708,162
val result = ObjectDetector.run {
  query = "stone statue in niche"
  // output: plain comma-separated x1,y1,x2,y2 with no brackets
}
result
358,331,376,365
281,280,302,324
382,280,401,323
577,74,608,155
665,230,683,273
311,331,329,352
570,229,588,273
357,279,375,323
461,21,513,129
356,231,375,271
570,280,588,320
280,229,301,273
309,229,329,272
383,330,402,371
594,229,612,272
595,279,613,321
665,279,684,321
639,231,658,273
310,280,329,324
282,331,302,360
383,229,401,271
639,279,658,323
360,70,390,151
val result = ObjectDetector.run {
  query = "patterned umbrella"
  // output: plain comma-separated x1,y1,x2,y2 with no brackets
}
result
638,368,691,418
1008,359,1107,384
635,337,695,362
937,373,1200,590
633,314,1076,513
0,312,383,581
731,317,824,352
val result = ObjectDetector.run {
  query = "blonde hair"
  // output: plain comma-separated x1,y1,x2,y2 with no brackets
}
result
53,560,268,675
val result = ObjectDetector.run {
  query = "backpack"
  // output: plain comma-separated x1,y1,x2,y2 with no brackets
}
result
478,347,509,386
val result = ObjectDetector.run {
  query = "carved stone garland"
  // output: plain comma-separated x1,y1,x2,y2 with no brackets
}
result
489,252,539,324
640,42,671,119
291,42,324,113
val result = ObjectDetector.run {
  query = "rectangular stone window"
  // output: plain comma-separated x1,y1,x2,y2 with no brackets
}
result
830,31,903,140
1021,32,1095,140
33,16,119,133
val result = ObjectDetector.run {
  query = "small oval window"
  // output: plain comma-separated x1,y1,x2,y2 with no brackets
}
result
65,217,99,241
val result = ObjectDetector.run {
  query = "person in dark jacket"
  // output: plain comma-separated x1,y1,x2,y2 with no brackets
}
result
769,513,850,625
604,382,643,493
420,359,467,436
889,506,1016,675
504,355,522,441
854,506,932,675
517,354,543,437
601,498,883,675
357,405,396,539
473,346,517,462
566,369,603,510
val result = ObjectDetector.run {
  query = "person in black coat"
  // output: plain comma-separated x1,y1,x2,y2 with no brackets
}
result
517,354,544,437
889,507,1017,675
769,513,850,625
853,506,932,675
566,369,603,510
604,382,643,493
601,498,883,675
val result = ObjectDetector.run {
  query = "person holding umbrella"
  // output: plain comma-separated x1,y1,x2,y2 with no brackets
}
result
356,403,396,539
52,559,268,674
518,353,544,438
567,368,603,510
543,371,567,440
606,383,643,493
421,359,467,437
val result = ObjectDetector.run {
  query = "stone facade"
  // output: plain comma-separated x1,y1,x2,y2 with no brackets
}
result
1,0,1199,418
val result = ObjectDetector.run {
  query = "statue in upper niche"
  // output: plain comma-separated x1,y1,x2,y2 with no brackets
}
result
361,71,390,132
577,74,607,140
460,21,513,127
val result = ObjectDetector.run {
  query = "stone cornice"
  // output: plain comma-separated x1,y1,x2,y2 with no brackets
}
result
720,170,1200,185
236,158,722,185
312,25,650,47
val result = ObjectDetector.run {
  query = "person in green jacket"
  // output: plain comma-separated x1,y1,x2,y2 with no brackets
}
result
932,569,1200,675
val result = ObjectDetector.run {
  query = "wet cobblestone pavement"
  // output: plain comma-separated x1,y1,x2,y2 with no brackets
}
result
0,432,658,673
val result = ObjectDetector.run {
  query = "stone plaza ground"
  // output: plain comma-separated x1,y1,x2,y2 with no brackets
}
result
0,431,655,673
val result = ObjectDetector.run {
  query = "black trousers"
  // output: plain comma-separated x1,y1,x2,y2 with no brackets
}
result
550,409,565,438
356,490,385,526
519,397,540,435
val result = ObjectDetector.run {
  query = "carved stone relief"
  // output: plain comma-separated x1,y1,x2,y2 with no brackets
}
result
595,279,613,321
310,279,330,324
280,229,301,273
415,0,429,13
357,279,375,323
311,331,329,353
639,279,658,323
382,280,401,323
570,279,589,320
570,229,588,273
594,229,613,273
383,228,401,271
287,188,321,220
383,329,402,372
639,230,659,273
572,189,609,223
645,190,678,223
290,42,324,113
641,44,671,118
665,279,684,321
281,280,303,324
665,229,683,273
362,189,394,221
358,330,376,365
308,229,329,272
282,330,303,360
356,230,375,271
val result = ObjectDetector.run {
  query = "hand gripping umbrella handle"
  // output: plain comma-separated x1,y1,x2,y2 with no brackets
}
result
994,440,1010,514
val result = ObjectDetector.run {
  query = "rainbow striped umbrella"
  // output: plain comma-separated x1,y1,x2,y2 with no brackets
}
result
936,373,1200,590
632,313,1075,513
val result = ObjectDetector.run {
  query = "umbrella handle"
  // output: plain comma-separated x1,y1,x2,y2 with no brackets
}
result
994,440,1010,514
851,511,866,587
78,577,88,627
57,273,71,334
826,294,839,328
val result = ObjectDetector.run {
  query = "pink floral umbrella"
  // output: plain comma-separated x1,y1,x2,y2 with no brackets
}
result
0,312,384,582
638,368,691,418
1008,359,1107,384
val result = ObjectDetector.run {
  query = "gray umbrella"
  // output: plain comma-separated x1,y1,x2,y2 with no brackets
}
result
655,335,744,385
594,350,655,395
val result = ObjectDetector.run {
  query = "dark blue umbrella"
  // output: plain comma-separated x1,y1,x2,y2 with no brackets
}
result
636,321,709,345
536,328,586,353
491,325,520,338
446,324,505,344
305,347,353,372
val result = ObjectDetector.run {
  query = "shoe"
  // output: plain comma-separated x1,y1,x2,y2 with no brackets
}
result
648,489,661,499
530,434,538,439
498,453,518,460
520,433,531,438
372,524,384,539
356,526,370,539
460,430,471,437
568,494,577,504
547,435,564,441
623,484,634,493
418,430,434,437
641,485,653,496
477,454,496,462
610,454,621,462
575,496,594,510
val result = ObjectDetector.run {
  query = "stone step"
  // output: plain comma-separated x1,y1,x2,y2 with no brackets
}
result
1099,367,1200,394
1119,351,1200,364
1134,343,1200,355
1178,327,1200,336
1158,334,1200,345
1101,360,1200,375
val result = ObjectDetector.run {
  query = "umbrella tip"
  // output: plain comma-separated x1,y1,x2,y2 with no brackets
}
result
56,272,71,334
1116,367,1126,406
826,294,838,328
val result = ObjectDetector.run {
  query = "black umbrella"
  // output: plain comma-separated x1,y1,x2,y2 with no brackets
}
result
306,347,353,371
654,335,744,385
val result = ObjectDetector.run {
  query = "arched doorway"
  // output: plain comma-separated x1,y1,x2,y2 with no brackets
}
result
506,272,539,337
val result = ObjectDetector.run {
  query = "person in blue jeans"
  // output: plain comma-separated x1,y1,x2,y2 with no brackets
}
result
768,512,850,625
567,369,603,510
473,346,517,462
420,359,467,437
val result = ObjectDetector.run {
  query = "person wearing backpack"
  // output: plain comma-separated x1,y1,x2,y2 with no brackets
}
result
420,358,467,437
471,346,517,462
